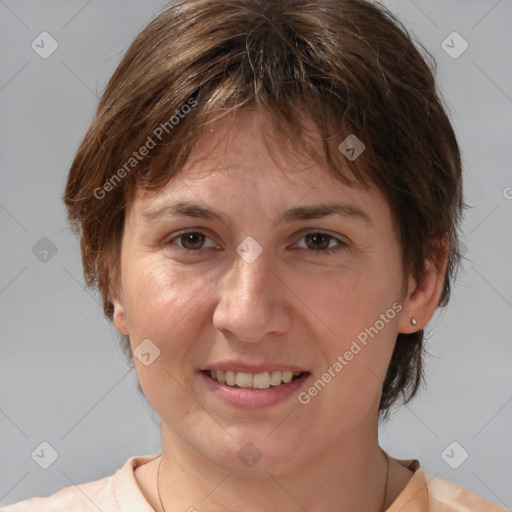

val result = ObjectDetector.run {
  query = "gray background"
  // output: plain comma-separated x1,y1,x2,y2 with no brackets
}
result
1,0,511,508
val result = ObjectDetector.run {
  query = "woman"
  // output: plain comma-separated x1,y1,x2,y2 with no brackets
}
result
3,0,507,511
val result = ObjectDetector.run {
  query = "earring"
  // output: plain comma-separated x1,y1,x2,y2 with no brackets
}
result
410,317,417,326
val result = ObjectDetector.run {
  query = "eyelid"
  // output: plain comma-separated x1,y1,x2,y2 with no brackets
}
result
293,227,347,243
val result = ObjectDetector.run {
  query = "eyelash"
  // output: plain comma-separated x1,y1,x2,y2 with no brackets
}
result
165,230,347,257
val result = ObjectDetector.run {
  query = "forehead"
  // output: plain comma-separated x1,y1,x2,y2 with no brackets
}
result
177,109,326,186
130,109,391,227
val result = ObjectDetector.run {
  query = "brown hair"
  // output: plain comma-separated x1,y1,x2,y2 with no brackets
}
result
63,0,466,420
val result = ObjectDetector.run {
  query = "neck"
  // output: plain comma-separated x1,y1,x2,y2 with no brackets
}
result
156,420,389,512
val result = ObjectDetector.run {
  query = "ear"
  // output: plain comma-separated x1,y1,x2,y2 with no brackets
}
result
397,238,449,334
110,279,129,336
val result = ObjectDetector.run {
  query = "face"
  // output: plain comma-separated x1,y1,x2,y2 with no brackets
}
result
111,109,419,474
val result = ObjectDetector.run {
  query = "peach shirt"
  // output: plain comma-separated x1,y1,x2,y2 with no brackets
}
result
2,453,508,511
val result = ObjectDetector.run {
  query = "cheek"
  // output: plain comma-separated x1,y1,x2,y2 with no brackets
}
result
301,268,390,340
123,258,209,325
302,266,400,384
124,260,213,399
122,257,221,371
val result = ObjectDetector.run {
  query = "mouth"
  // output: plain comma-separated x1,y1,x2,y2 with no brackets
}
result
201,369,308,390
199,368,310,408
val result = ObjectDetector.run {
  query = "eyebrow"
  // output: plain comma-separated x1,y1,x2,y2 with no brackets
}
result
142,200,373,226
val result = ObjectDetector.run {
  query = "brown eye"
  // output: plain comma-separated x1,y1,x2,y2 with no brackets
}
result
167,231,217,252
179,232,206,250
304,232,331,251
295,230,347,257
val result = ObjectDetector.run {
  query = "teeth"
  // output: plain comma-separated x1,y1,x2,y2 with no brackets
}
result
226,370,236,386
208,370,303,389
235,372,253,388
282,371,293,383
270,370,282,386
253,372,270,389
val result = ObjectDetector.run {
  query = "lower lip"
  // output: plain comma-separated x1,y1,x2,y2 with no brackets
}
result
199,371,310,408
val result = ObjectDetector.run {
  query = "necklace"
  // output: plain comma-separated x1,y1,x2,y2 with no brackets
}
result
156,450,389,512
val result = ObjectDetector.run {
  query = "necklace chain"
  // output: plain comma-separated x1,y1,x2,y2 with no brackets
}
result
157,450,389,512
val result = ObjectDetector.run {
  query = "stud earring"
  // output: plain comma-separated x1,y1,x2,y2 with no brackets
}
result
411,317,417,326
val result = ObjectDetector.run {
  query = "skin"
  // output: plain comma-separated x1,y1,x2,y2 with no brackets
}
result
111,109,448,512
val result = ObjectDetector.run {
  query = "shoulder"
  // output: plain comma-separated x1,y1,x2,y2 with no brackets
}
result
0,453,160,512
0,474,115,512
425,472,509,512
388,458,508,512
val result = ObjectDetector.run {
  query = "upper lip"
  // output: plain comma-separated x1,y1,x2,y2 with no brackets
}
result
200,360,308,373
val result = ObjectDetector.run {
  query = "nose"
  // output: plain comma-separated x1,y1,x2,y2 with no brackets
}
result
212,245,290,343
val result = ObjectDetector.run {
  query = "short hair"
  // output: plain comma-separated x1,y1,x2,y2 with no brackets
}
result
63,0,466,420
